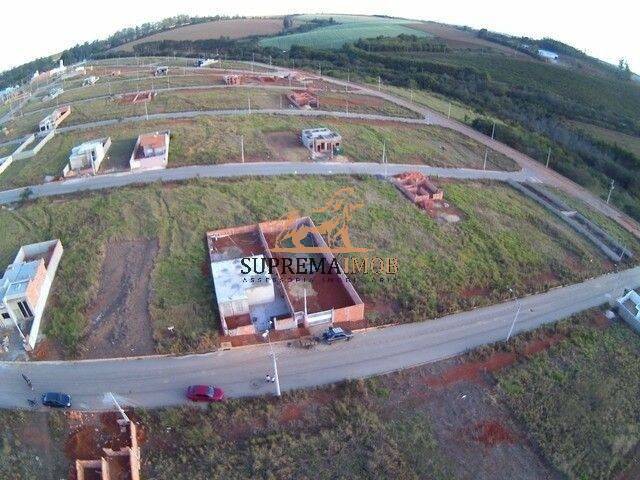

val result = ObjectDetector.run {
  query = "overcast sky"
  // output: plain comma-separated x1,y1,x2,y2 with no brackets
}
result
1,0,636,73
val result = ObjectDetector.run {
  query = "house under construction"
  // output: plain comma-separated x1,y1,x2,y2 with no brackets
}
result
392,172,444,209
300,128,342,158
286,90,318,109
206,217,364,338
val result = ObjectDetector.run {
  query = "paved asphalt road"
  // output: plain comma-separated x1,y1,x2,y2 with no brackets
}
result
0,161,528,205
1,266,637,410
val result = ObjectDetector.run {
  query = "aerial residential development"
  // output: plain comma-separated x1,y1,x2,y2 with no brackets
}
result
0,7,639,480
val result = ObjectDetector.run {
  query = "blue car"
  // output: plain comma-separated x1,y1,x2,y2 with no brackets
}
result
41,392,72,408
318,327,353,344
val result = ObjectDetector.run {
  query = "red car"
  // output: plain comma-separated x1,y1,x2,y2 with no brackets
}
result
186,385,225,402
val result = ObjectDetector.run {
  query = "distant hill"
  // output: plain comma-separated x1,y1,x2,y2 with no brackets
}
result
113,17,286,52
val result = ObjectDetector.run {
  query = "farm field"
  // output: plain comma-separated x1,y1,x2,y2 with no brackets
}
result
114,18,286,52
569,120,640,157
0,115,518,190
0,176,629,357
260,14,429,50
1,87,421,140
497,316,640,479
406,22,525,56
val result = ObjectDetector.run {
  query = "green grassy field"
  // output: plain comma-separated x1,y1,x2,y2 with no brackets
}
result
497,316,640,479
0,115,517,190
260,15,429,50
2,88,420,140
0,410,68,479
0,176,627,356
140,378,449,479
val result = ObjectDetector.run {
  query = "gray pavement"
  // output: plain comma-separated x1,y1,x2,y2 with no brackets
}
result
0,161,529,205
1,266,637,410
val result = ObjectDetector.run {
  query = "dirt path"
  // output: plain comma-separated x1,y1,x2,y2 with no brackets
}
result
80,239,158,359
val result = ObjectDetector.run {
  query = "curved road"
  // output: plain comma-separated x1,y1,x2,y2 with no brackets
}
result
0,161,528,205
2,267,638,410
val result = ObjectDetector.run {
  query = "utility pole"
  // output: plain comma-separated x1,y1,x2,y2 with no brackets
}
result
378,76,381,91
144,100,148,120
447,102,451,119
248,96,251,113
606,179,615,204
269,55,272,66
410,89,413,102
506,305,521,342
252,53,255,72
262,331,281,397
491,121,496,140
240,135,245,163
545,147,551,168
483,148,488,170
108,392,131,423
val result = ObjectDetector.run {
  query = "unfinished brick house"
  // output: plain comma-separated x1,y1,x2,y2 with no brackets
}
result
286,90,318,109
223,74,242,85
206,217,364,339
392,172,444,209
74,419,140,480
38,105,71,135
0,240,63,350
129,131,170,171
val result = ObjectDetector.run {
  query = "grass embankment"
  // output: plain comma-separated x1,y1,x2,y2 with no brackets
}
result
140,379,449,479
0,176,627,356
0,115,517,190
497,315,640,479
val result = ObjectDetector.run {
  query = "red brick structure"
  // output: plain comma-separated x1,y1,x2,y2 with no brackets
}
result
206,217,364,340
286,90,318,109
392,172,444,210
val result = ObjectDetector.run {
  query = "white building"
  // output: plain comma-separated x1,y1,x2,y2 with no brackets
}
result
617,289,640,334
82,76,99,86
538,49,559,61
0,240,63,350
211,255,275,319
195,58,218,67
301,128,342,157
65,137,111,176
129,131,170,171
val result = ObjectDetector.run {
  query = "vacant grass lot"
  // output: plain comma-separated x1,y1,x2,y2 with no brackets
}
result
0,176,626,356
0,409,68,479
140,379,449,479
497,318,640,479
3,88,420,139
0,115,517,189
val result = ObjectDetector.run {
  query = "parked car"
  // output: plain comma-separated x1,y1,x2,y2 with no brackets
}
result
41,392,72,408
317,327,353,344
186,385,225,402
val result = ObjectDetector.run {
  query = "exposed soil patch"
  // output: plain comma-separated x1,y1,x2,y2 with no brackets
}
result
468,420,518,446
461,286,491,299
81,239,158,359
265,131,310,162
425,352,517,388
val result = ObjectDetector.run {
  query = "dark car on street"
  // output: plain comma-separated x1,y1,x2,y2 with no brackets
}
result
41,392,72,408
317,327,353,344
186,385,225,402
